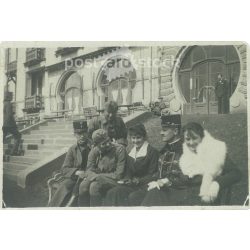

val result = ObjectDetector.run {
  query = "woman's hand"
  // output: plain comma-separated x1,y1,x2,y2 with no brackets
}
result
201,181,220,203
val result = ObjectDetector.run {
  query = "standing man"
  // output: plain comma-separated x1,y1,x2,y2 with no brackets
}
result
215,74,229,114
2,91,21,156
88,101,128,146
48,120,91,207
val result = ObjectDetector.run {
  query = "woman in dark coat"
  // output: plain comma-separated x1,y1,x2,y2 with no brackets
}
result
104,123,159,206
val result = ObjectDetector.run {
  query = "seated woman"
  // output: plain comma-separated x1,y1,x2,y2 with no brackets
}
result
142,122,241,206
48,120,91,207
104,123,159,206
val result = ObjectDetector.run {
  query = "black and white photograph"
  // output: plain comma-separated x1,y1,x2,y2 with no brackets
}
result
1,42,249,208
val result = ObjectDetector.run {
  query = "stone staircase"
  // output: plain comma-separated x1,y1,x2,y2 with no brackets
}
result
3,120,76,185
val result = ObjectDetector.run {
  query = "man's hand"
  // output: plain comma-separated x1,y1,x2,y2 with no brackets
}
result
147,178,171,191
147,181,160,191
75,170,86,179
158,178,171,187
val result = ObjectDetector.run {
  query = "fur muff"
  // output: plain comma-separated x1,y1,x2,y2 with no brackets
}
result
179,130,227,201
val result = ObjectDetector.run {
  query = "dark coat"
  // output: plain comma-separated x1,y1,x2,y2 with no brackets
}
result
103,143,159,206
3,100,17,128
88,115,128,145
126,144,159,185
48,144,90,207
61,144,90,178
215,79,229,98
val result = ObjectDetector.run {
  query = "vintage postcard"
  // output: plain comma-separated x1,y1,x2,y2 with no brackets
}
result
0,42,249,209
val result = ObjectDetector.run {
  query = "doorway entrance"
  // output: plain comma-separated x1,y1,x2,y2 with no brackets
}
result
178,46,240,114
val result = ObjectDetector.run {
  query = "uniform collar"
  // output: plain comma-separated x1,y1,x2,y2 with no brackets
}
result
163,138,182,153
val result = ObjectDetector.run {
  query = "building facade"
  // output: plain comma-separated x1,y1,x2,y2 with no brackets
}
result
4,44,247,119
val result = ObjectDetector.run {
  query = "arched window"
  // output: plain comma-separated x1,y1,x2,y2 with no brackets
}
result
59,72,82,113
99,58,136,107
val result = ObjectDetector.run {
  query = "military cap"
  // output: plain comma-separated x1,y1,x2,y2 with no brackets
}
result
73,119,88,133
92,129,109,145
161,114,181,127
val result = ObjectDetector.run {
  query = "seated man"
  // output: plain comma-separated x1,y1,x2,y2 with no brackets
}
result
88,101,128,146
48,120,90,207
142,115,241,206
78,129,127,207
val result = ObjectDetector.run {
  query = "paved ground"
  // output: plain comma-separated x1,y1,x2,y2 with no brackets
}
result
3,112,249,207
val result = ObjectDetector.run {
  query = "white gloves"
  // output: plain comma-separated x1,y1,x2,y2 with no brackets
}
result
147,178,171,191
201,181,220,203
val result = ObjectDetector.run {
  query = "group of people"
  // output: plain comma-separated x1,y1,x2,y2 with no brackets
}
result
48,100,241,207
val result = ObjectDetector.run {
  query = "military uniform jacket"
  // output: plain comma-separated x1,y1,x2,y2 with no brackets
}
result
61,144,90,179
86,143,126,180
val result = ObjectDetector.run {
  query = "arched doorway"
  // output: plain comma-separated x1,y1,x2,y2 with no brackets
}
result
98,57,136,108
178,46,240,114
58,71,83,114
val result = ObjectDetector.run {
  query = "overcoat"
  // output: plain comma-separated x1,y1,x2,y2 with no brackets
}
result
48,144,90,207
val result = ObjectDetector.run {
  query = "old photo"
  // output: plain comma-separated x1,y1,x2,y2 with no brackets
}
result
1,42,249,208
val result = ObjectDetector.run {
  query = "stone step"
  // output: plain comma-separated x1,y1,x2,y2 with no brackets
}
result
9,156,39,165
45,123,73,128
39,144,69,150
22,133,74,139
30,129,71,134
54,138,76,144
39,125,72,131
24,149,53,156
3,162,30,170
3,168,23,182
21,138,54,144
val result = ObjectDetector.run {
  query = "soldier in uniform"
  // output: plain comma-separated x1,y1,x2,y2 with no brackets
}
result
48,120,91,207
2,91,21,156
88,101,128,146
78,129,127,207
215,73,230,114
142,116,241,206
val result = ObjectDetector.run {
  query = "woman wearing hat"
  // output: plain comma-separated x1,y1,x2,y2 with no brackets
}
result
78,129,127,207
104,123,159,206
48,120,91,207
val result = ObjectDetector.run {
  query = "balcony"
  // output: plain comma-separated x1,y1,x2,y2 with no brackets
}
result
6,61,17,75
55,47,80,57
24,48,45,67
23,95,44,113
